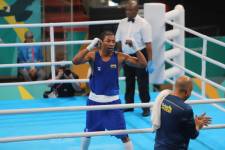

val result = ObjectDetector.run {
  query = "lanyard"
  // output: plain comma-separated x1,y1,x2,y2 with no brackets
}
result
31,47,35,62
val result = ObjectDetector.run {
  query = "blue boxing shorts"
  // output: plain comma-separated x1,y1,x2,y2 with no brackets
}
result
85,99,128,139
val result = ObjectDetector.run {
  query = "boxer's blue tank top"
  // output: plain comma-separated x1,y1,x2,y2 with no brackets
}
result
89,51,119,96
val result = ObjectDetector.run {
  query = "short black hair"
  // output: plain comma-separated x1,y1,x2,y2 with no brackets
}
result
99,31,114,41
24,31,33,39
127,0,139,6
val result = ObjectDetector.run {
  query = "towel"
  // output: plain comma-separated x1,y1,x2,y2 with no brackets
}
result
151,89,172,131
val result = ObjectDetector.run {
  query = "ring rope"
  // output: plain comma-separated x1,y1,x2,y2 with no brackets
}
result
166,40,225,70
0,124,224,143
0,20,120,29
166,20,225,47
165,58,225,92
0,40,91,48
0,77,126,87
0,99,224,115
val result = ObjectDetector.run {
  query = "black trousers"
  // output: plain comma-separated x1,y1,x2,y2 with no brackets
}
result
123,48,150,111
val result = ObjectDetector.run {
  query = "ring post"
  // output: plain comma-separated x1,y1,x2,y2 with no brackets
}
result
173,5,185,78
144,3,166,84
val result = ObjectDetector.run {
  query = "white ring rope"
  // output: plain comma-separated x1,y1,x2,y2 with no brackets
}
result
0,128,155,143
0,99,224,115
0,20,120,28
0,77,126,87
166,20,225,47
165,59,225,92
0,124,225,143
166,39,225,70
0,79,88,87
0,61,72,68
0,40,91,48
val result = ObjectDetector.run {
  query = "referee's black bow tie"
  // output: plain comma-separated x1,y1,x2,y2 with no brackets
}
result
128,18,135,23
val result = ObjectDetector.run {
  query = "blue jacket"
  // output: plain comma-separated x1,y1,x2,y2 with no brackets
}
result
18,46,43,63
154,95,199,150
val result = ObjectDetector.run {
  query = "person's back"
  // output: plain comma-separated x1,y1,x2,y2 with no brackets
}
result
153,76,211,150
155,95,198,150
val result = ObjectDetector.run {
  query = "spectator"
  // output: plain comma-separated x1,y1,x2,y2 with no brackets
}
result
17,31,46,81
43,65,82,98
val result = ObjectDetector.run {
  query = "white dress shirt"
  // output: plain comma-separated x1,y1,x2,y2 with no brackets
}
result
116,15,152,54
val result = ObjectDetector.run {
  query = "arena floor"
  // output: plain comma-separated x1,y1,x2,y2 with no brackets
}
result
0,92,224,150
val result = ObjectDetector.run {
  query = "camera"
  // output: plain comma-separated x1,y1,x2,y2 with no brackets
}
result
64,69,71,76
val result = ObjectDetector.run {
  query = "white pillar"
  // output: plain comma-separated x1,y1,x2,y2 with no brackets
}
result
144,3,166,84
50,26,56,79
173,5,185,77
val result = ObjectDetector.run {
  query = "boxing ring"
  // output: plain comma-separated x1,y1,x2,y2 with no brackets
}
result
0,3,225,150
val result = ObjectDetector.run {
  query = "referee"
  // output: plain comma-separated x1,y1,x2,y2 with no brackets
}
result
116,0,154,116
